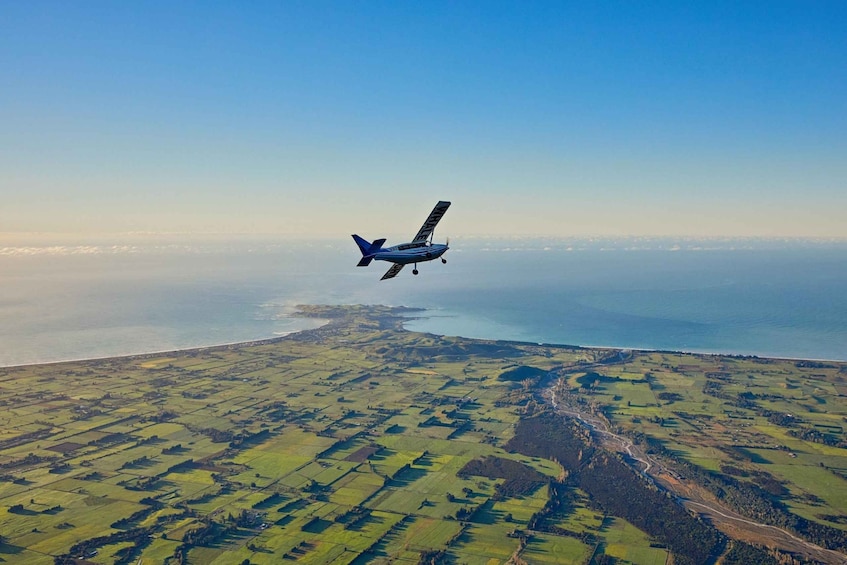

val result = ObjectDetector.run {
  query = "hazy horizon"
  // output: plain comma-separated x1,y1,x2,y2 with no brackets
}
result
3,232,847,253
3,239,846,367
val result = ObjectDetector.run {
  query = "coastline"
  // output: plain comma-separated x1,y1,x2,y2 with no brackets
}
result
5,304,844,371
402,311,847,364
4,245,845,368
0,320,329,370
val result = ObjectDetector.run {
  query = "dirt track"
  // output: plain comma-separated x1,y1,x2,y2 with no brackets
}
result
547,387,847,565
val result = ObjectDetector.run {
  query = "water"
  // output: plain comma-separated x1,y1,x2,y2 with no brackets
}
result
1,235,845,366
404,242,847,361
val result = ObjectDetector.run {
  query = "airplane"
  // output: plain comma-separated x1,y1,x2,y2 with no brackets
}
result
352,200,451,280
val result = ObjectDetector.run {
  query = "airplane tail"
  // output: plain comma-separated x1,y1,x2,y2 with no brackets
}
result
352,235,386,267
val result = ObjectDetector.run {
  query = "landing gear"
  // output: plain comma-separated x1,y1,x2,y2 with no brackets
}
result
412,268,419,275
441,258,447,264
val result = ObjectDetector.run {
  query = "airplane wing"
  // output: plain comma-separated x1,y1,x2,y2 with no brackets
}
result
412,200,451,243
380,263,405,280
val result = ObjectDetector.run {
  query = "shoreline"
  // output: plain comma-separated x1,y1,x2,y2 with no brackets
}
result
403,313,847,364
3,305,846,370
0,323,329,370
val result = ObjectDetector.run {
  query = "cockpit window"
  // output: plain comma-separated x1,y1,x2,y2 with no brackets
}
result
398,243,425,250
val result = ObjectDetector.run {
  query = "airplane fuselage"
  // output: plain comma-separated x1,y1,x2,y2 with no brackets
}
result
374,242,449,265
352,200,451,280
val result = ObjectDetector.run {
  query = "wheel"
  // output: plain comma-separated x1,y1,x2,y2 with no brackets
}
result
413,269,419,275
441,258,447,264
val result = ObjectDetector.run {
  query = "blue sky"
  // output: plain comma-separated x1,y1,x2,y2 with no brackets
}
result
2,2,845,237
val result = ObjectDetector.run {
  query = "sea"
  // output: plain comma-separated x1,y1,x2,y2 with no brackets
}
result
1,234,845,367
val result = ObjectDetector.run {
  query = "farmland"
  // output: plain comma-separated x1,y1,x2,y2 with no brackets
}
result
550,348,847,552
0,305,845,564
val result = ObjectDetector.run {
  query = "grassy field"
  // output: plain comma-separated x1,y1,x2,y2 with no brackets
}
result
558,350,847,531
0,304,844,564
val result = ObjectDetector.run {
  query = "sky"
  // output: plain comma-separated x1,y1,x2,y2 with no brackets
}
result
2,2,846,238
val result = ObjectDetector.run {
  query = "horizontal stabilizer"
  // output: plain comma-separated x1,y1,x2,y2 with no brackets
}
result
352,235,386,267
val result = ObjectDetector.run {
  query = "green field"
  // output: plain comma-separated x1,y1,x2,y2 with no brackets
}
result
0,305,845,564
557,351,847,530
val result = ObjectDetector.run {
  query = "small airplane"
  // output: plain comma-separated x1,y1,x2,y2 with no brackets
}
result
352,200,451,280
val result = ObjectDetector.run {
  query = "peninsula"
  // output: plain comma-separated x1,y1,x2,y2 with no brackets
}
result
0,305,845,564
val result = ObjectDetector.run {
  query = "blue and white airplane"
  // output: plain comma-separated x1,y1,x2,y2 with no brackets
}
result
352,200,451,280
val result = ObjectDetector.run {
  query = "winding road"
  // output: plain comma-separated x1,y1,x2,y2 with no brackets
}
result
545,386,847,564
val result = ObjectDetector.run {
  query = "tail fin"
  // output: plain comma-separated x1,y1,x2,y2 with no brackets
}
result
352,235,385,267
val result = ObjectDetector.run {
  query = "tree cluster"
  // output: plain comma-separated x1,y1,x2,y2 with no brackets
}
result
457,455,546,499
506,412,723,565
54,527,151,565
721,540,779,565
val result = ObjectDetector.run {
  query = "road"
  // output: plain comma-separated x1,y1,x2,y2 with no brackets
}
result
546,386,847,564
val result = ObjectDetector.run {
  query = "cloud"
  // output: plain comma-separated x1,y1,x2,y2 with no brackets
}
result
0,245,139,256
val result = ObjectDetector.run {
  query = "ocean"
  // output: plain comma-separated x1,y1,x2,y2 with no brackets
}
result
1,235,845,366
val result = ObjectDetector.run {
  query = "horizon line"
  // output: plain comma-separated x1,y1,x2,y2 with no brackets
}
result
2,231,847,241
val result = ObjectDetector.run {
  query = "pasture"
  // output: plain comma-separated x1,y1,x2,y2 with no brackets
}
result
0,304,844,563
